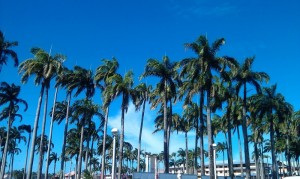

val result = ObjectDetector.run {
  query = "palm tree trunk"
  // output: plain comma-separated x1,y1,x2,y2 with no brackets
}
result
0,114,12,179
77,125,85,179
89,136,94,172
60,93,71,179
254,142,261,179
167,99,172,159
54,160,57,176
27,84,45,179
242,83,251,179
85,126,91,171
38,86,49,179
226,101,234,178
101,106,109,178
260,143,265,179
23,131,31,179
199,89,205,176
185,132,189,174
270,115,277,179
45,87,58,179
118,100,125,179
237,125,244,176
193,91,199,175
206,88,214,179
11,145,16,179
137,100,146,172
163,80,169,173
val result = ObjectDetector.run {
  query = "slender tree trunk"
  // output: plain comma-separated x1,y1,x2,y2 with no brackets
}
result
60,93,71,179
254,142,261,179
0,113,12,179
137,100,146,172
163,80,169,173
38,86,49,179
286,134,292,175
45,87,58,179
85,125,91,171
206,88,214,179
270,115,277,179
193,91,199,175
242,83,251,179
223,151,225,177
101,107,109,179
54,160,57,176
260,143,265,179
237,126,244,176
167,99,172,158
27,84,45,179
118,98,125,179
226,101,234,178
199,89,205,176
77,125,85,179
89,136,94,172
23,131,31,179
185,132,189,174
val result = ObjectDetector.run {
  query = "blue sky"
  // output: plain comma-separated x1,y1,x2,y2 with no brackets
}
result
1,0,300,173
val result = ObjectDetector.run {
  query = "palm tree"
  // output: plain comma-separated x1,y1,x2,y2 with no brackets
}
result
0,82,27,178
185,35,237,179
48,152,59,176
216,142,227,177
234,57,269,178
109,70,134,179
18,47,63,179
94,58,119,177
65,128,81,179
18,124,31,179
132,82,152,172
140,56,179,173
54,68,75,178
8,126,26,179
45,63,66,179
0,30,18,71
250,85,293,179
71,99,102,179
177,112,193,174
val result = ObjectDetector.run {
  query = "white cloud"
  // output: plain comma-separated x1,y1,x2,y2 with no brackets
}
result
107,103,198,154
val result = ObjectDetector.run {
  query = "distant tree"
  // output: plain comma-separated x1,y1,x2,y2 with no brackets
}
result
0,82,27,179
0,30,18,71
18,124,31,179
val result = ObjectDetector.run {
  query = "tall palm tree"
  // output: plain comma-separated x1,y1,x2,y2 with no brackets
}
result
185,35,237,179
0,30,18,71
45,63,66,179
0,82,27,178
140,56,179,173
54,67,75,178
250,85,293,179
133,82,152,172
18,47,63,179
94,58,119,177
18,124,31,179
109,70,134,179
234,57,269,178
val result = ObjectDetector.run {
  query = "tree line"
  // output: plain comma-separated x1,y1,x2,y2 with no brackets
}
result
0,30,299,179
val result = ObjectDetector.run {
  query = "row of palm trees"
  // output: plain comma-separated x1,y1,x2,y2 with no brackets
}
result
1,30,299,179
